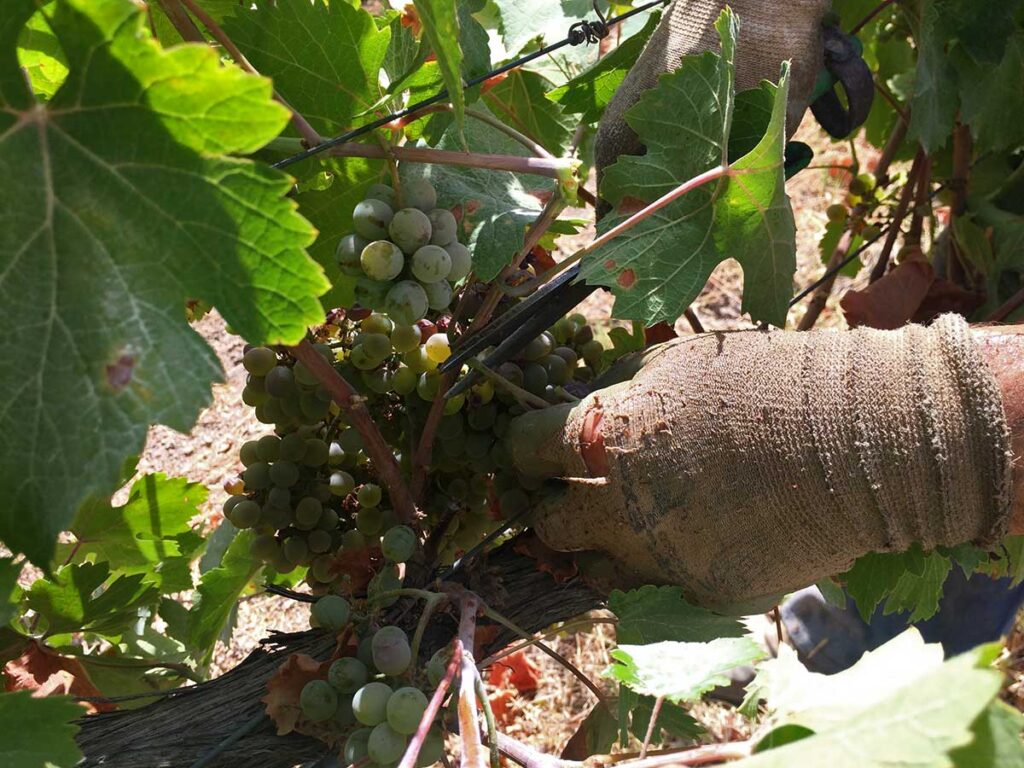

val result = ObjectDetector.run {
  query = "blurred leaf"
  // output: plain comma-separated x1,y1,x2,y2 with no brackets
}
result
951,700,1024,768
0,691,84,768
188,530,260,661
607,638,764,702
628,692,702,743
0,557,21,626
491,0,594,53
609,586,745,646
4,640,112,712
562,702,618,759
960,33,1024,153
414,0,464,139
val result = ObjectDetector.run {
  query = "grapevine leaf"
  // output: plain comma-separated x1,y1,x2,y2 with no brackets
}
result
414,0,465,138
491,0,594,54
562,702,618,759
0,0,325,566
188,528,260,661
224,0,390,137
728,83,776,160
959,33,1024,153
25,562,159,637
482,70,574,154
737,637,1004,768
69,474,206,578
626,691,702,743
607,638,764,703
402,107,554,280
15,2,67,101
840,544,953,622
0,691,84,768
609,586,744,644
458,0,492,81
581,10,796,327
951,701,1024,768
547,11,660,123
0,557,21,626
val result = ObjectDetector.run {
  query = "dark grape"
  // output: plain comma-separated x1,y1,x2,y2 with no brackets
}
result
386,281,429,325
295,496,323,529
265,366,296,398
243,462,271,490
239,440,261,466
250,533,279,561
270,461,300,488
366,183,397,208
302,438,329,467
282,535,309,565
307,528,333,553
231,499,261,528
300,679,338,722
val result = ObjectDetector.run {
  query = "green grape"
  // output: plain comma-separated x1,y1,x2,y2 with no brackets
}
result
542,354,570,385
573,324,594,346
390,323,422,354
403,346,437,374
522,363,548,395
389,208,432,254
280,433,306,463
496,362,524,388
444,241,472,283
353,681,393,725
312,595,351,631
471,379,494,405
307,528,333,553
310,554,335,583
552,346,578,369
350,344,384,372
411,245,452,283
270,460,300,488
342,529,367,550
334,695,356,728
417,729,445,767
381,525,416,563
223,494,244,517
366,182,397,208
490,441,511,469
300,679,338,723
243,346,277,376
427,209,457,246
353,199,394,240
263,503,292,529
499,488,530,516
358,483,383,508
389,365,417,396
385,687,428,734
523,332,554,361
369,568,402,607
826,203,848,223
423,279,453,311
361,333,394,360
295,497,323,529
442,392,464,415
242,384,268,407
292,361,319,389
581,339,604,369
361,240,405,281
243,462,271,491
336,233,369,275
265,366,296,398
239,440,261,466
257,434,281,462
282,535,309,564
315,484,336,507
329,657,369,693
550,317,574,344
425,648,449,688
403,178,437,212
436,413,463,440
424,333,451,364
231,499,261,528
362,312,395,336
345,728,372,765
302,438,329,467
269,553,296,575
372,626,411,676
368,722,407,764
338,427,364,453
416,371,441,401
362,368,391,395
330,470,355,496
357,507,384,536
250,533,279,561
328,441,346,466
467,402,497,431
268,486,291,508
385,281,429,325
464,431,494,458
355,276,390,311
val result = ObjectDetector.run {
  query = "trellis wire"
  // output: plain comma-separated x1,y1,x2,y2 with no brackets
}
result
271,0,671,170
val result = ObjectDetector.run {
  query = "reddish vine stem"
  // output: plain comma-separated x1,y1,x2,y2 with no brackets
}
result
906,153,931,248
639,696,664,759
398,639,463,768
155,0,205,41
948,123,973,285
987,288,1024,323
496,732,753,768
868,149,925,283
456,593,486,768
291,339,417,526
851,0,899,34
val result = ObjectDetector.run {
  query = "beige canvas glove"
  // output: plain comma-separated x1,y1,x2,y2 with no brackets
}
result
596,0,831,177
507,316,1013,612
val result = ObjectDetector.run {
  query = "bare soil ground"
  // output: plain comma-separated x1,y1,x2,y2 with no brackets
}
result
134,121,992,755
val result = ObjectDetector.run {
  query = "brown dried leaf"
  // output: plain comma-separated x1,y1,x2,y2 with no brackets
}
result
841,256,935,330
3,640,113,714
513,532,578,583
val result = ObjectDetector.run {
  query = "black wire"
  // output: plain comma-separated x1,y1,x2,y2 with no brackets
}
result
271,0,671,170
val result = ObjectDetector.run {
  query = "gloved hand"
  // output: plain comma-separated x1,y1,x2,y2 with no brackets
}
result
596,0,831,179
507,316,1015,612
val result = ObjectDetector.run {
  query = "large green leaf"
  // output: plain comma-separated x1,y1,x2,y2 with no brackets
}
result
483,70,573,154
491,0,594,54
609,586,744,644
188,528,260,660
0,0,325,566
841,544,956,622
960,33,1024,153
25,561,159,637
579,10,795,327
413,0,465,138
223,0,390,137
0,691,84,768
952,701,1024,768
607,638,764,703
15,2,67,101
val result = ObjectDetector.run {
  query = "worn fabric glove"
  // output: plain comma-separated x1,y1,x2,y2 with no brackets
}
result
596,0,831,177
508,315,1013,612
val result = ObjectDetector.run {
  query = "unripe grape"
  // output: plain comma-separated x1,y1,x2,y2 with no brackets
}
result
355,276,390,311
239,440,261,466
523,332,554,361
328,441,346,465
385,281,429,325
282,535,309,564
362,312,394,335
428,209,457,245
268,486,291,509
372,626,412,676
256,434,281,461
425,648,449,687
417,371,442,401
338,427,364,453
336,233,370,275
423,279,453,311
368,722,408,764
496,362,525,388
312,594,351,631
361,240,405,282
417,729,445,767
403,346,437,374
386,687,428,734
345,728,372,765
342,529,366,551
357,507,384,536
522,362,548,395
353,681,393,725
361,332,394,360
265,365,296,397
310,553,335,583
390,365,417,396
424,333,451,363
353,198,394,240
357,483,383,508
542,353,570,385
362,368,391,395
581,339,604,369
295,497,323,529
243,461,271,490
443,392,465,415
303,438,329,467
279,432,306,461
411,245,452,283
389,208,433,254
366,183,397,208
223,493,245,517
381,525,417,563
826,203,848,223
573,324,594,345
403,178,437,212
445,241,473,283
300,680,338,722
250,533,279,561
231,499,261,528
350,344,383,371
270,460,299,488
263,503,292,529
329,656,369,693
307,528,333,553
243,347,277,377
390,323,422,354
330,470,355,496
